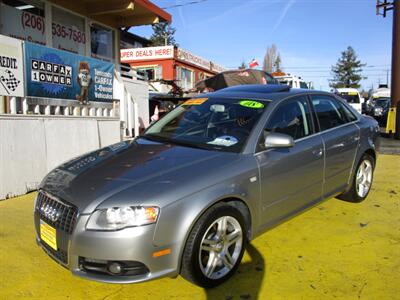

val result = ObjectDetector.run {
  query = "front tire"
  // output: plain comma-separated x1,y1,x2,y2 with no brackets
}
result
180,203,247,288
337,153,375,202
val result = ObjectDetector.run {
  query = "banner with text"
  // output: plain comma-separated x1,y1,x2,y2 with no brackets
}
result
25,42,114,102
0,35,24,97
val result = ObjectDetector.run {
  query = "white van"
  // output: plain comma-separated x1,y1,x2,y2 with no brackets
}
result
335,88,363,114
274,74,310,89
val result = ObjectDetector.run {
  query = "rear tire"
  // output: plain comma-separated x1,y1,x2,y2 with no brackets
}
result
180,203,247,288
337,153,375,203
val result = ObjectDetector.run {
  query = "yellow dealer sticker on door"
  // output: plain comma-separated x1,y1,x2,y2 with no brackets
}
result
182,98,208,106
239,100,265,109
40,220,57,250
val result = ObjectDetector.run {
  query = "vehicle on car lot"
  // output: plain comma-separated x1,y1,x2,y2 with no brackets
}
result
34,85,380,287
372,97,391,126
335,88,364,114
273,72,311,89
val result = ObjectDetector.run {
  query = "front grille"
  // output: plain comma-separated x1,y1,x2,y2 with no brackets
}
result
35,191,78,234
42,242,68,266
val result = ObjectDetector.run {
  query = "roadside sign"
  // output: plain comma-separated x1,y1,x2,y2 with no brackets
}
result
0,34,24,97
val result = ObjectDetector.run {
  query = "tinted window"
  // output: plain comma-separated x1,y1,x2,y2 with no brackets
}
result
338,93,360,103
311,95,349,131
338,100,357,122
300,82,308,89
257,96,313,150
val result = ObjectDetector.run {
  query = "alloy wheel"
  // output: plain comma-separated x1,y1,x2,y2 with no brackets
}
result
356,159,373,198
198,216,243,280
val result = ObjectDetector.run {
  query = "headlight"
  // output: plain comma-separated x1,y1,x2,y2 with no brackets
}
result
374,107,383,115
86,206,159,231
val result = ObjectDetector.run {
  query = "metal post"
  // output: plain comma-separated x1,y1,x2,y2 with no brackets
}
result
392,0,400,139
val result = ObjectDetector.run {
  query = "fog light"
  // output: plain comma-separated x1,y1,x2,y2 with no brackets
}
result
108,262,123,275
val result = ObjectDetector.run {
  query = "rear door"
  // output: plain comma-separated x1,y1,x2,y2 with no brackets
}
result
310,95,360,198
255,95,324,228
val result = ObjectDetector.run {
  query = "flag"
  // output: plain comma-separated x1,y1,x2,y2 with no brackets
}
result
0,70,20,94
249,59,259,69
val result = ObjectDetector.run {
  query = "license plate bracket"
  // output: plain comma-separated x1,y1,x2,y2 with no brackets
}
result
40,220,57,251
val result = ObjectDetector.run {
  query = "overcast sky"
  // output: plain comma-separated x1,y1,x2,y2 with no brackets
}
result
132,0,393,91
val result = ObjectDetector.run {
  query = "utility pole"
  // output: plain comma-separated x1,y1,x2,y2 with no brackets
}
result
377,0,400,139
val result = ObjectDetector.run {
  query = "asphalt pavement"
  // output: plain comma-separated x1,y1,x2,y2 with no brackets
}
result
379,134,400,155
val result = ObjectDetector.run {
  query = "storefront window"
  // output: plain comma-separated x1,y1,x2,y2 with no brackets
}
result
52,7,86,55
91,24,114,62
177,66,193,90
135,66,162,81
0,0,46,45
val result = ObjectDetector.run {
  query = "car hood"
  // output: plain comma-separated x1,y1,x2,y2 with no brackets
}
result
40,138,238,213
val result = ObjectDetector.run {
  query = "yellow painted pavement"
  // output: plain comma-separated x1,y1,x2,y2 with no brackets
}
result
0,154,399,299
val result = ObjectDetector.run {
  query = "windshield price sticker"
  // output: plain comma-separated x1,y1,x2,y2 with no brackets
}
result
239,100,265,109
182,98,208,106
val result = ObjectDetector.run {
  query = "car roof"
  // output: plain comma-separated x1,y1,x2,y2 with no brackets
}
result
204,84,332,102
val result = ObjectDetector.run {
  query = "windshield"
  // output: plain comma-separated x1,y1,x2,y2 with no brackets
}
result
300,81,308,89
338,92,360,103
375,98,390,108
143,97,268,153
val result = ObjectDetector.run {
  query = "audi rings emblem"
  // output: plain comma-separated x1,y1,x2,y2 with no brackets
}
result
40,203,61,222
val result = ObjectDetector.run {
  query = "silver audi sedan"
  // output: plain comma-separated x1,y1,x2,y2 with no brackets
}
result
34,85,380,287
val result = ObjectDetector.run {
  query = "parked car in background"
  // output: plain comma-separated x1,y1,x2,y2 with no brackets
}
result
335,88,364,114
372,97,391,126
272,72,311,89
365,86,391,117
34,85,380,288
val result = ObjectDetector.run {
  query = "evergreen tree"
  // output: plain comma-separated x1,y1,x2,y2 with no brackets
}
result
274,54,282,72
330,46,366,89
149,23,178,47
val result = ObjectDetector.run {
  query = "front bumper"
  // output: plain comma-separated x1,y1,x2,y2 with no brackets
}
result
34,195,180,283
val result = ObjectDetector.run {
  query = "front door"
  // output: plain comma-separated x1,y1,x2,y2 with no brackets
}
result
255,96,324,228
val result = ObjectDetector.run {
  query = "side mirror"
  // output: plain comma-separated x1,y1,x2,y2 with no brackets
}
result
264,133,294,149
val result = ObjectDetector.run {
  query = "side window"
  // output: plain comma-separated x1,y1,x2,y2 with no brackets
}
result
257,96,313,151
311,95,349,131
338,100,358,122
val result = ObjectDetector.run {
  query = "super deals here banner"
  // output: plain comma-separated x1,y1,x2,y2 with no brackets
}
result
25,42,114,102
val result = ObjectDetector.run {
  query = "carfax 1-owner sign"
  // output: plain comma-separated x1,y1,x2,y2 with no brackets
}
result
0,34,24,97
24,42,114,102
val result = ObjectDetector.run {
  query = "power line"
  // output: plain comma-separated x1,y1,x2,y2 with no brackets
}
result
161,0,208,9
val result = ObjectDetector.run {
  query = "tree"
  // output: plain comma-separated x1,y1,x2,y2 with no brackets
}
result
274,54,282,72
263,44,282,73
330,46,366,89
149,22,178,47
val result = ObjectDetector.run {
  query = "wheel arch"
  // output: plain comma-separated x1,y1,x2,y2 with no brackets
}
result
177,196,253,273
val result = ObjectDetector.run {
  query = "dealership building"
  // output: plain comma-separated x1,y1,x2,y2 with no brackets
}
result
121,45,227,93
0,0,171,199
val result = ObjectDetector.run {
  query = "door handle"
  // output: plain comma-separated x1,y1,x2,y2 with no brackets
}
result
312,149,323,157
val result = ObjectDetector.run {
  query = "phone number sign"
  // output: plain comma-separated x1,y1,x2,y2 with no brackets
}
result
1,3,86,55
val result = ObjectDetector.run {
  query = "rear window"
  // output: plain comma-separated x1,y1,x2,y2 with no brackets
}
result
338,92,360,104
